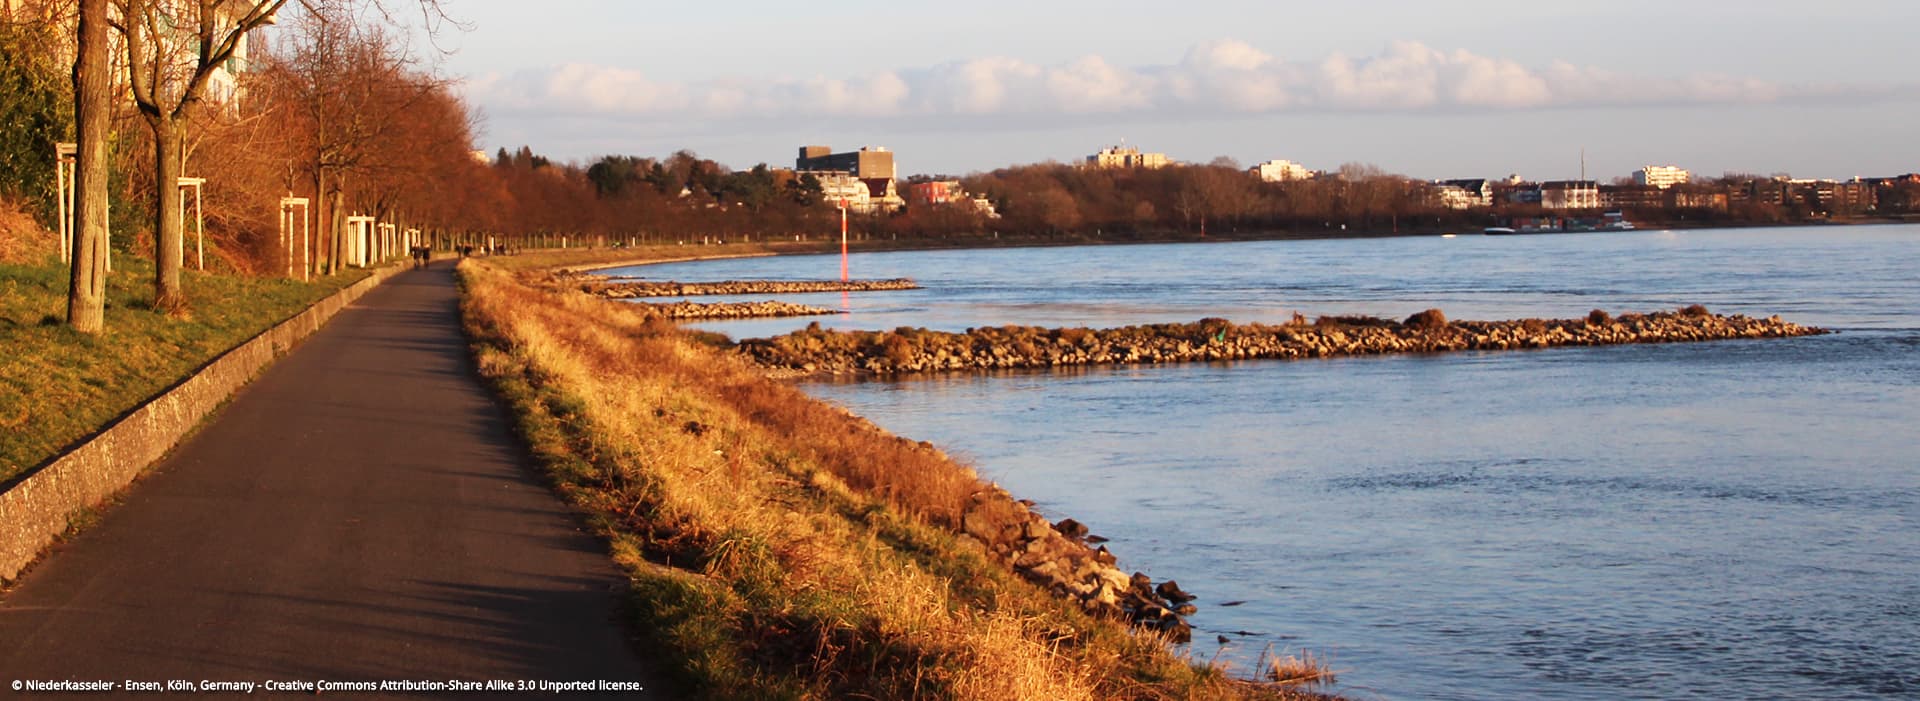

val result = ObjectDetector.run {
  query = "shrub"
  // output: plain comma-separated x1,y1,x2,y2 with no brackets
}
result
880,334,915,364
1403,308,1448,331
1587,309,1612,326
1680,304,1711,318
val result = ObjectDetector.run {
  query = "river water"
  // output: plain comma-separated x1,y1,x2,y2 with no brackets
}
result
610,226,1920,700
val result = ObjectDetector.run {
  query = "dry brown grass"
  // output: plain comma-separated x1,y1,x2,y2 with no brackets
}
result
458,258,1340,700
0,198,55,264
1263,648,1339,688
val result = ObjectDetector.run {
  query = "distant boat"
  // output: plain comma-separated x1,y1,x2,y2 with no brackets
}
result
1441,233,1457,238
1484,227,1517,235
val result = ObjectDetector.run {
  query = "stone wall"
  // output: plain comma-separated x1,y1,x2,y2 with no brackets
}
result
0,264,412,583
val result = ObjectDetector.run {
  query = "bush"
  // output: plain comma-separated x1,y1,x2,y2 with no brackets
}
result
1587,309,1612,326
1680,304,1711,318
1403,308,1448,331
0,21,72,224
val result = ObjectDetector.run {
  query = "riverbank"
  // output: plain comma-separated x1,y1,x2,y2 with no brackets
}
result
737,308,1826,376
455,216,1915,284
457,256,1339,699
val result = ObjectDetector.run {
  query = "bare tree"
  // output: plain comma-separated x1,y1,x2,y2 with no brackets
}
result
117,0,292,312
263,6,439,274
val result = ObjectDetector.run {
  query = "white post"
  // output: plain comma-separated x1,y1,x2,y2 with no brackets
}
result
278,196,309,280
345,216,375,267
56,143,76,264
177,178,204,270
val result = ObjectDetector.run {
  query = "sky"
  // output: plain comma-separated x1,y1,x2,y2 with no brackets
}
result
412,0,1920,181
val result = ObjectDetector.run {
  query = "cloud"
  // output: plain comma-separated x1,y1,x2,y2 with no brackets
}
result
463,40,1888,124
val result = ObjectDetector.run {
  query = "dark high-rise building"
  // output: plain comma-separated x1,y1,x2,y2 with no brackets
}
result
796,145,896,180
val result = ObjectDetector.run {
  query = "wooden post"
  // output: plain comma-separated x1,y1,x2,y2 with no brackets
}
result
177,177,205,270
279,197,309,280
56,143,77,265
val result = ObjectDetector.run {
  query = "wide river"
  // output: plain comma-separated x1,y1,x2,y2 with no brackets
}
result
609,226,1919,700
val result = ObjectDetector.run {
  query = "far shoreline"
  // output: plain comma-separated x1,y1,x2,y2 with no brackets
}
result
558,216,1916,276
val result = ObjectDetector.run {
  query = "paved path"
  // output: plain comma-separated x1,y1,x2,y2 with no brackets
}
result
0,263,659,695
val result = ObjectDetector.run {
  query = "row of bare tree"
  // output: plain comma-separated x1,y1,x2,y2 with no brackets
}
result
54,0,458,332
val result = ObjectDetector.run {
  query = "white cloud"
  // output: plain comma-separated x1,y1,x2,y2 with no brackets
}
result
462,40,1883,123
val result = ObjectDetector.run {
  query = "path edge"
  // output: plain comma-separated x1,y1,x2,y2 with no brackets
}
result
0,264,413,583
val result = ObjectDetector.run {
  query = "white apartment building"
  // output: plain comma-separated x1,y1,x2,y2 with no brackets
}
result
1541,180,1601,210
1088,145,1170,169
1633,165,1691,189
1251,159,1312,182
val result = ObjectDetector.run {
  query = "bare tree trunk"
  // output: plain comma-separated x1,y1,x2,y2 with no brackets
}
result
152,114,185,311
313,169,329,274
328,187,345,272
67,0,110,333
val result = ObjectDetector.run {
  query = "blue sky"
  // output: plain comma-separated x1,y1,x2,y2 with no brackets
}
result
421,0,1920,181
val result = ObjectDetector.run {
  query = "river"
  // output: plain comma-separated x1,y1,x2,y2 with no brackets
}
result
608,226,1919,700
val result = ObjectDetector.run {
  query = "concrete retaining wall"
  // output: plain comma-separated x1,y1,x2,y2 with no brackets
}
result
0,264,412,583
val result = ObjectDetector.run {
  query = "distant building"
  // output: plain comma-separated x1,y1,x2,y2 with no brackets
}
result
1540,180,1600,209
800,171,872,212
796,145,897,180
1436,178,1493,207
1088,145,1170,169
7,0,270,108
1633,165,1691,189
1503,184,1543,206
1251,159,1311,182
794,145,903,213
861,177,906,212
905,180,965,206
1669,188,1729,211
1600,184,1664,210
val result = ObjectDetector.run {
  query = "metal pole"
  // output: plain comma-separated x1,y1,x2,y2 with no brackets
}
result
839,198,849,282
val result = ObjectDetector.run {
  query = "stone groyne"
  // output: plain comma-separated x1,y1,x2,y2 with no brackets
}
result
638,300,835,320
562,274,920,299
740,307,1827,375
960,485,1196,642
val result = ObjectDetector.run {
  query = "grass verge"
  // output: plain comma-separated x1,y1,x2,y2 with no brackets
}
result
0,254,368,484
457,256,1338,700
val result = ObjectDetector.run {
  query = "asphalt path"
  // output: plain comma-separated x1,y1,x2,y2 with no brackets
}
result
0,262,660,696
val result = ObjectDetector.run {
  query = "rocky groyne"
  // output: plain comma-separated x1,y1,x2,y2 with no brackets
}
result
740,306,1827,375
638,300,835,320
563,274,920,299
960,485,1196,642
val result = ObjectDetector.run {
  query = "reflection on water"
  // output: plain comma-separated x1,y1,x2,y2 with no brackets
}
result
649,227,1920,700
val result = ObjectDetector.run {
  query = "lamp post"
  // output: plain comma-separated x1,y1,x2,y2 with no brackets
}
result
839,197,849,282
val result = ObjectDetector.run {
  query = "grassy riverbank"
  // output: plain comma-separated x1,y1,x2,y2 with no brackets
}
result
457,255,1334,699
0,255,367,484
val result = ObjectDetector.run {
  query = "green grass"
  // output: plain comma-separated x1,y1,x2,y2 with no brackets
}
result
0,253,367,483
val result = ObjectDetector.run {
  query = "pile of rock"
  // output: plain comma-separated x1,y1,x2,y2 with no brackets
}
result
639,300,834,320
741,307,1827,376
574,277,920,299
959,486,1194,642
